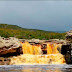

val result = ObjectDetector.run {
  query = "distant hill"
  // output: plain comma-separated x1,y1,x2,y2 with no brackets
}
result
0,24,53,32
0,24,66,39
0,24,27,30
52,31,66,33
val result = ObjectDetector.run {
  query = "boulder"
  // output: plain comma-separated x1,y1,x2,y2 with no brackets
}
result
61,44,72,64
60,30,72,64
0,37,22,57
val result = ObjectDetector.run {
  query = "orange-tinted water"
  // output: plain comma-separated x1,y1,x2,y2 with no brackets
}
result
10,42,65,65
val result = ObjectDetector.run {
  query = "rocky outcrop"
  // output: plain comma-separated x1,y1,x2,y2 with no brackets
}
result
19,38,67,45
0,37,22,57
60,30,72,64
0,36,67,57
65,30,72,37
65,30,72,42
60,44,72,64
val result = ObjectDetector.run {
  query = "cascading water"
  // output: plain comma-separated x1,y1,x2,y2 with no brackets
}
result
10,42,66,65
22,42,42,55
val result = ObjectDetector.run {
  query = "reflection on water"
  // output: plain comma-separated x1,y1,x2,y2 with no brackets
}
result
0,64,72,72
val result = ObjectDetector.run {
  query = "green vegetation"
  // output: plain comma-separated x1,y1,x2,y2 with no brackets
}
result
0,24,66,39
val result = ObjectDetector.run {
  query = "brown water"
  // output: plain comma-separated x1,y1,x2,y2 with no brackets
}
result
21,42,42,55
0,64,72,72
10,54,65,65
21,42,60,55
10,42,65,65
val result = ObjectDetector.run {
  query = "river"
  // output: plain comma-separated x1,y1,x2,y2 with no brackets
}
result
0,64,72,72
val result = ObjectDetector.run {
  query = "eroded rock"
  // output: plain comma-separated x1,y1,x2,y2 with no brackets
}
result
0,37,22,57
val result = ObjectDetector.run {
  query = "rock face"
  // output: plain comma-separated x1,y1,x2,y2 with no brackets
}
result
60,30,72,64
61,44,72,64
0,37,22,57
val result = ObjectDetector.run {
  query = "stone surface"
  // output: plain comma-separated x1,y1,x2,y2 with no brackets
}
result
60,30,72,64
61,44,72,64
65,30,72,37
0,37,22,57
0,57,10,65
65,30,72,42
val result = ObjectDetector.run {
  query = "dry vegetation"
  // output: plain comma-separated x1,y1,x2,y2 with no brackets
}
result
0,24,66,39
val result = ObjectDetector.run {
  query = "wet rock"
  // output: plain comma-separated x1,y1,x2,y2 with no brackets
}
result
0,57,11,65
62,30,72,64
61,44,72,64
60,30,72,64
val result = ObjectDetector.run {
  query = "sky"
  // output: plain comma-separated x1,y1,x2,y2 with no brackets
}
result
0,1,72,31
